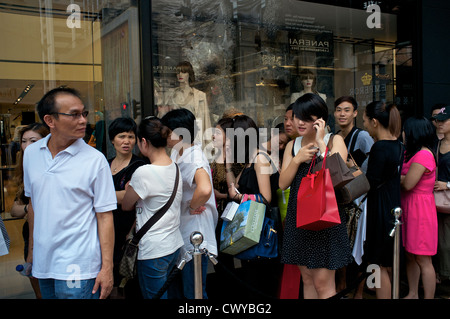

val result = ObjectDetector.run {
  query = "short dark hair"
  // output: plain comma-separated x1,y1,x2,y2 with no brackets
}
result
108,117,137,141
36,87,82,129
137,117,170,148
161,108,197,143
334,96,358,111
292,93,328,122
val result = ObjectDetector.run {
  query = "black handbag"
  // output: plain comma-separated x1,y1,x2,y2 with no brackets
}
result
119,164,179,280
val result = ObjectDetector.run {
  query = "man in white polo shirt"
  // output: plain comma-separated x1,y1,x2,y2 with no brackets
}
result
23,87,117,299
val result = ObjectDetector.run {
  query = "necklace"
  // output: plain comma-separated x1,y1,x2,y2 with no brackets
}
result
112,157,129,173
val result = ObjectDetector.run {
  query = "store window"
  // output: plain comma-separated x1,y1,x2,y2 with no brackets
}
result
150,0,413,132
0,0,139,218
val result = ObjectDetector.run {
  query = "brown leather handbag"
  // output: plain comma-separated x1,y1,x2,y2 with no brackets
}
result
335,153,370,204
312,135,355,190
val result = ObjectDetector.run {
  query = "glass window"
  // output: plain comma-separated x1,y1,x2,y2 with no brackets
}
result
0,1,138,218
150,0,412,132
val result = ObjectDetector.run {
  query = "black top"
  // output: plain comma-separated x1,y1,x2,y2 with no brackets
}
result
364,139,404,266
437,140,450,182
108,154,146,285
237,152,279,208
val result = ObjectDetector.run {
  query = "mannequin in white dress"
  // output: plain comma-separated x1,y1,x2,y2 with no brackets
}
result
164,61,211,133
290,69,326,104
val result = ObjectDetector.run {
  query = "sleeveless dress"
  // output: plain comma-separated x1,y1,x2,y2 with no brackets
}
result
281,137,352,269
400,150,438,255
364,140,404,267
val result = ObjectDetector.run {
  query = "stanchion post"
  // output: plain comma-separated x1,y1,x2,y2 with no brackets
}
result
190,231,204,300
389,207,402,299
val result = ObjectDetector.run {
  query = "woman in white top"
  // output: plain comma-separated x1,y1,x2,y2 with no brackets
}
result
161,108,218,299
122,117,183,299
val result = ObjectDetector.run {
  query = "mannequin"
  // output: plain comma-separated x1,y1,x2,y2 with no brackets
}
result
165,61,211,133
290,69,326,104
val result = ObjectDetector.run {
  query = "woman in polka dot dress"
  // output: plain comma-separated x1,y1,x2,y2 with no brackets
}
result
279,93,353,299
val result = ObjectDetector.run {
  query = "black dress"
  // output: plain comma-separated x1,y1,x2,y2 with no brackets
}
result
363,140,404,267
108,154,146,286
235,154,282,298
281,160,353,269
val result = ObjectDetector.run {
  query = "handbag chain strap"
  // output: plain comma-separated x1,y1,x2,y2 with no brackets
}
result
131,163,180,245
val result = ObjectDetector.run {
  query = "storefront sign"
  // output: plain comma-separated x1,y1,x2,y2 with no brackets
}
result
289,38,330,53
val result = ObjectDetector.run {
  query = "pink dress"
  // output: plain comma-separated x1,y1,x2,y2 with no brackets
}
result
401,150,438,255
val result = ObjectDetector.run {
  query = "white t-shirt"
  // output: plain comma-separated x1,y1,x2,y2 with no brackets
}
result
170,144,218,261
129,162,184,260
23,135,117,280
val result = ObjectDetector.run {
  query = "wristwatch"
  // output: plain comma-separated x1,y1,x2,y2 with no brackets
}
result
446,181,450,189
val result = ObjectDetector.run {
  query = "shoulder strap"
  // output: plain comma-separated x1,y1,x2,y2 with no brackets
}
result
255,151,278,173
132,163,180,244
349,129,361,154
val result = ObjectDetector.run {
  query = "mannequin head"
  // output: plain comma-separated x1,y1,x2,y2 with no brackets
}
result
176,61,195,85
299,69,317,92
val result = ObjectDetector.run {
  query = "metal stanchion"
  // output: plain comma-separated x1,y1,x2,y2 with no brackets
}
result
175,231,217,300
190,231,204,299
389,207,402,299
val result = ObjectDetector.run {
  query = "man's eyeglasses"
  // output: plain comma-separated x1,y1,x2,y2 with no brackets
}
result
52,111,89,119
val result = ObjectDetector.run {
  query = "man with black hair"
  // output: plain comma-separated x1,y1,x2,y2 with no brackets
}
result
334,96,373,169
24,87,116,299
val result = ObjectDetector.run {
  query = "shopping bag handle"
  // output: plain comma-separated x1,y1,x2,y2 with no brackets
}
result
307,147,328,175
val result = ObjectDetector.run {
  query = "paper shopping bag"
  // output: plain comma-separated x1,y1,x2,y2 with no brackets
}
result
297,151,341,231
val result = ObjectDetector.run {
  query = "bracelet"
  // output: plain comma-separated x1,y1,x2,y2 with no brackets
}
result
24,204,28,214
189,205,196,211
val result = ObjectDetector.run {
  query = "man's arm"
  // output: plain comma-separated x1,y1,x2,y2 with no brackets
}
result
93,211,114,299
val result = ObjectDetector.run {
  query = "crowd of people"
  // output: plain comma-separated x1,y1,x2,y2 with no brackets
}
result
8,86,450,300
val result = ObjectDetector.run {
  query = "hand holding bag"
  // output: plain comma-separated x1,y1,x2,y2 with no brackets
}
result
335,153,370,204
297,148,341,231
312,135,354,189
119,164,180,280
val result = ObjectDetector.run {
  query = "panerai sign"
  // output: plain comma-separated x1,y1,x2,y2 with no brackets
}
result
289,38,330,52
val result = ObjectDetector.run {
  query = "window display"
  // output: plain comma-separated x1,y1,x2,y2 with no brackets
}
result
150,0,407,134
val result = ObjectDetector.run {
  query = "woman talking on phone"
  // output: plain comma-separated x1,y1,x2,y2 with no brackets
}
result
279,93,352,299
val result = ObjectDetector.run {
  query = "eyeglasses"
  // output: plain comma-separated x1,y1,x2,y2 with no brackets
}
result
52,111,89,119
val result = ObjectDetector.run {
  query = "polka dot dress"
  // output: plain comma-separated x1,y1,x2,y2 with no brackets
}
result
281,161,353,270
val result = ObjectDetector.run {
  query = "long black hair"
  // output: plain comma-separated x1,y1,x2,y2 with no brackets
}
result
403,116,436,163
